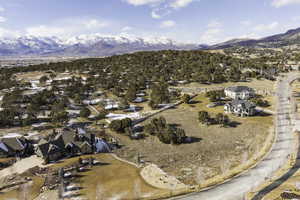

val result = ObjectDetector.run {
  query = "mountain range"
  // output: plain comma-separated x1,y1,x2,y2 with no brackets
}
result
201,27,300,50
0,34,197,57
1,27,300,57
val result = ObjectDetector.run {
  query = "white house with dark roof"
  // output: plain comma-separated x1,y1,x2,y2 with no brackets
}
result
224,100,256,117
0,134,31,158
224,86,255,100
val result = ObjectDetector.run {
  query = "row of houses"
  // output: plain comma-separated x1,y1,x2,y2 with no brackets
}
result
0,128,112,163
35,129,111,162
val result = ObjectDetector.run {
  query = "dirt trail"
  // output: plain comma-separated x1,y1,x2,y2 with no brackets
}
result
0,155,44,180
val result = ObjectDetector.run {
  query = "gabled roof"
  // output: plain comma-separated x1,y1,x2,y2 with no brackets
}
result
36,142,50,158
52,134,66,149
1,137,26,152
0,142,8,152
48,144,60,154
227,100,256,109
225,86,254,93
38,138,48,145
79,141,92,148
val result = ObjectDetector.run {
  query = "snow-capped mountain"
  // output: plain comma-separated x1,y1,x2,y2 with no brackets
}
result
0,34,197,57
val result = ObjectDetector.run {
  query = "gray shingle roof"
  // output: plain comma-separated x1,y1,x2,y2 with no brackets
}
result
225,86,254,93
1,137,26,152
228,99,256,109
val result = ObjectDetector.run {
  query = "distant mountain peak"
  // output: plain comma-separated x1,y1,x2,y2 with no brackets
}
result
0,33,196,57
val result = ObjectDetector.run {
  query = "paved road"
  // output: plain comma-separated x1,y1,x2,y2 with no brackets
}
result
170,72,300,200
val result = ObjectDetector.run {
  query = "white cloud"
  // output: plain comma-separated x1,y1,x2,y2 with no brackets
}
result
241,20,252,26
170,0,194,9
83,19,108,29
123,0,197,19
26,25,66,37
124,0,165,6
121,26,133,32
160,20,176,28
25,19,110,37
207,20,222,28
200,28,223,44
238,33,261,39
254,21,279,32
151,10,161,19
0,27,20,38
0,6,4,12
0,16,6,23
272,0,300,7
151,6,171,19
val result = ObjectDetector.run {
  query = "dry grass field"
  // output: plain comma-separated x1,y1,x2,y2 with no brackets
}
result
115,93,274,185
15,71,47,82
0,172,44,200
0,153,167,200
78,154,167,200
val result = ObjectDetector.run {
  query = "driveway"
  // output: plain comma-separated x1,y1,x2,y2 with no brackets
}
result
169,72,300,200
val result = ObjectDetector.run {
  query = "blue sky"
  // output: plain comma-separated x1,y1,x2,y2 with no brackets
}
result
0,0,300,44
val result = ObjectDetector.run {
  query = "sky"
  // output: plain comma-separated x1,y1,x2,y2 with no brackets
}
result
0,0,300,44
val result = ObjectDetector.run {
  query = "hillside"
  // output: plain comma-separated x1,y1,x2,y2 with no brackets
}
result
202,27,300,50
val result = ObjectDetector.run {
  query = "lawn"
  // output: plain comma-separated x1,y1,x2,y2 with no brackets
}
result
47,153,167,200
0,173,44,200
78,154,167,200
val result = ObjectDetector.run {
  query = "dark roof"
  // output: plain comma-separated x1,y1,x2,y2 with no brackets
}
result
36,142,50,157
80,141,91,148
53,134,67,149
225,86,254,93
47,144,60,154
228,100,256,109
1,137,26,151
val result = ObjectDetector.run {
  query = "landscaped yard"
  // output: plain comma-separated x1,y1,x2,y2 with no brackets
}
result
78,154,168,200
0,170,44,200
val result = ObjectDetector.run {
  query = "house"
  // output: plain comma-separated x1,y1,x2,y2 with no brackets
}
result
224,86,255,100
35,129,99,162
224,100,256,117
0,135,32,158
132,97,146,103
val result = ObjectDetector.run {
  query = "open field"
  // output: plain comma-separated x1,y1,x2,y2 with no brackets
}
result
114,93,274,185
15,71,47,82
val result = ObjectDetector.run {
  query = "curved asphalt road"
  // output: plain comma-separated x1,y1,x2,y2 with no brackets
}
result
170,72,300,200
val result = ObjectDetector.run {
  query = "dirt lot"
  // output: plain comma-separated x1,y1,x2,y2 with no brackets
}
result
15,71,48,82
114,94,274,185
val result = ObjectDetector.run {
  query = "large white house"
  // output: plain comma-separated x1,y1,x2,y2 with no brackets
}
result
224,99,256,117
224,86,255,100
